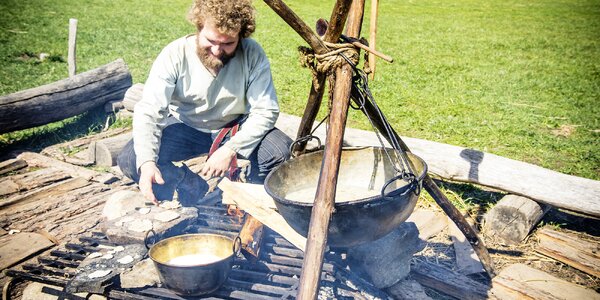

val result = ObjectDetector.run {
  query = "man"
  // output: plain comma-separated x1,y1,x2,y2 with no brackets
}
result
117,0,292,206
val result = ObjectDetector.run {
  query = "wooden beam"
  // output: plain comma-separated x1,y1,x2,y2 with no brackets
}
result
0,158,27,176
411,260,492,300
217,178,307,251
0,59,132,134
368,0,379,80
297,0,365,298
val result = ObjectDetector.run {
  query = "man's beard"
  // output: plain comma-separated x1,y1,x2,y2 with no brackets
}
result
196,40,236,73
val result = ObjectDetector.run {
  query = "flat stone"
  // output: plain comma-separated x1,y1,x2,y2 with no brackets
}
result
387,279,432,300
120,258,160,289
101,194,198,244
347,222,423,289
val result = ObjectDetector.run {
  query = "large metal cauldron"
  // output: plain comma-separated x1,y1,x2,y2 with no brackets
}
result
265,147,427,247
148,233,240,296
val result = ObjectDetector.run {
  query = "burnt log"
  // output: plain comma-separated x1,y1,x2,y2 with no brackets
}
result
0,59,132,134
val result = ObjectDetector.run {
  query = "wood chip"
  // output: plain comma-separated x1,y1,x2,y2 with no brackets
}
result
101,254,114,259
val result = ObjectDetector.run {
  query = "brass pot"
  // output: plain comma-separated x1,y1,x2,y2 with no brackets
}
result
148,233,240,296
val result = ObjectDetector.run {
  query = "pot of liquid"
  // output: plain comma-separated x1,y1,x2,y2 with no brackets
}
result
148,233,240,296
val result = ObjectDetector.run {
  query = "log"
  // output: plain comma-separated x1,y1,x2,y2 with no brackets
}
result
483,195,549,244
387,279,432,300
88,132,132,166
536,227,600,278
490,263,600,300
0,59,132,134
411,260,493,300
217,178,307,251
0,158,27,176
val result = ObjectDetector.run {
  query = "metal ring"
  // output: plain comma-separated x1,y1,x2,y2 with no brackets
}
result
380,173,416,200
233,236,242,257
144,229,157,250
289,135,322,157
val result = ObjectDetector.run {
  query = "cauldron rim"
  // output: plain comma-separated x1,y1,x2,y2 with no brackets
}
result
264,146,428,208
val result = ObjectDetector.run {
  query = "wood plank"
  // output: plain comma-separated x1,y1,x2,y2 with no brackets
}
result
448,216,485,275
491,263,600,300
0,158,27,176
17,152,116,183
221,181,276,209
0,59,132,134
406,209,448,240
0,232,55,270
0,177,90,210
218,178,306,251
274,113,600,217
0,168,71,197
411,260,493,300
536,227,600,278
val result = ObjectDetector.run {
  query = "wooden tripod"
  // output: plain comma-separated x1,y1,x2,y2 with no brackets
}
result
263,0,495,298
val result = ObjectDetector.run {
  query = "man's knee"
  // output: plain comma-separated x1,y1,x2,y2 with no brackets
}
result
117,139,139,182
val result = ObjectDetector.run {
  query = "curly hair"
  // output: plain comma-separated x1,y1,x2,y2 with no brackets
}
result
188,0,256,38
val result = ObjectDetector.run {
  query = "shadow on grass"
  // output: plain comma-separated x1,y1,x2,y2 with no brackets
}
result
0,106,109,159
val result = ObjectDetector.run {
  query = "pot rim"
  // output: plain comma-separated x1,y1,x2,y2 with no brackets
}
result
264,146,428,208
148,233,236,268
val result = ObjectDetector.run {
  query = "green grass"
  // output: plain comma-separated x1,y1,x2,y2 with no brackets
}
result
1,0,599,181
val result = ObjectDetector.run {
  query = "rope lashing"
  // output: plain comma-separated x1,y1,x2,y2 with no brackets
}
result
298,41,360,89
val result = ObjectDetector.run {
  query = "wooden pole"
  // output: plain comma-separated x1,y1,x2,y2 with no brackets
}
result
297,1,365,298
368,0,378,80
263,0,353,156
68,18,78,77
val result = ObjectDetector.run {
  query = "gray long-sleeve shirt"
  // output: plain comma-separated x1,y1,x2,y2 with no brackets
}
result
133,34,280,169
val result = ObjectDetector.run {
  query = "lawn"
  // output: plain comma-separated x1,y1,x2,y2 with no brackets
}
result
1,0,599,181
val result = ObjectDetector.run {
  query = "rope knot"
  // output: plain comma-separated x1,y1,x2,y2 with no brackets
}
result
298,41,360,89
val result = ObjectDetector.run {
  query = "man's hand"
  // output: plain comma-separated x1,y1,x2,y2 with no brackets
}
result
139,161,164,205
201,146,236,179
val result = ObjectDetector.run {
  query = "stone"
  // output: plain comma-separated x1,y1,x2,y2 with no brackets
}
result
387,279,432,300
120,258,160,289
347,222,423,289
102,205,196,244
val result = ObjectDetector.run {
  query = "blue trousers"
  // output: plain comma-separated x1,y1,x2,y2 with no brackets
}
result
117,121,292,205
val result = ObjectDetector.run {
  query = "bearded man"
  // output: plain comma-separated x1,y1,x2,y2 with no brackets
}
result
118,0,292,205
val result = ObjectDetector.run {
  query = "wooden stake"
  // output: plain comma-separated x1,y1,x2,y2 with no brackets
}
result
68,18,78,77
368,0,379,80
297,1,365,298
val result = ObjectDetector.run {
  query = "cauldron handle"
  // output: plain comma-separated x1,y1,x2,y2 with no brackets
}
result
144,229,158,250
381,173,418,200
289,135,321,157
233,236,242,257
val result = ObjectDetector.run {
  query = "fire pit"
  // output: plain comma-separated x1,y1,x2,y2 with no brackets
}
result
265,146,427,247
